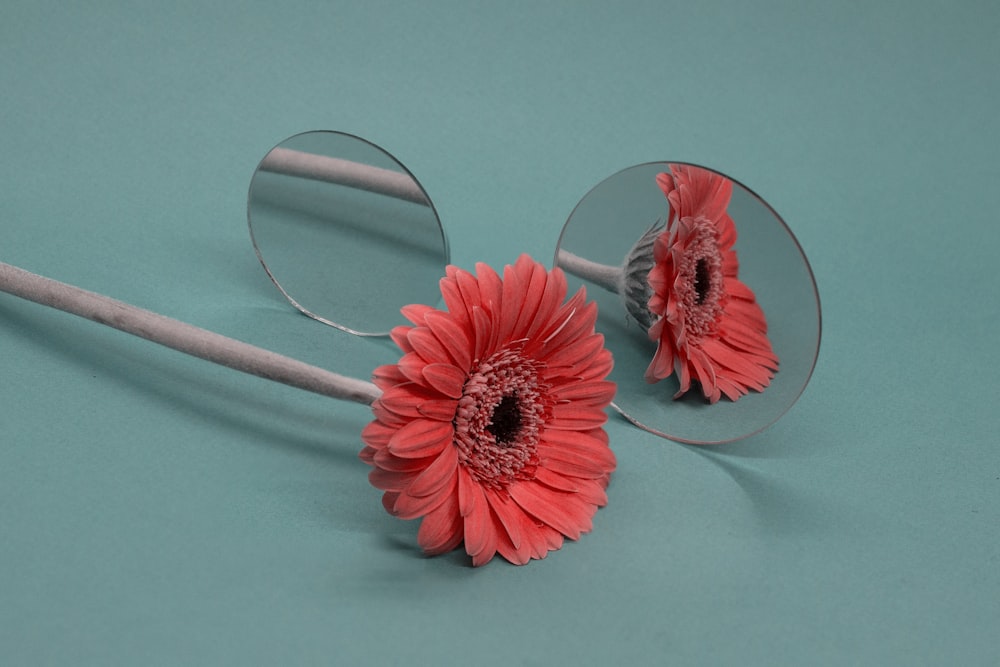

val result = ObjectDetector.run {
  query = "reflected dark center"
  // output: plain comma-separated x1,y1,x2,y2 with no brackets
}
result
694,258,711,305
487,393,522,445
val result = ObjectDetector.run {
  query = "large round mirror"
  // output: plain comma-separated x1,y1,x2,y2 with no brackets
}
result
555,162,820,444
247,131,449,336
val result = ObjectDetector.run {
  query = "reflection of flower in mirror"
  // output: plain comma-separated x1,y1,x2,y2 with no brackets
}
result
360,255,616,566
645,165,778,403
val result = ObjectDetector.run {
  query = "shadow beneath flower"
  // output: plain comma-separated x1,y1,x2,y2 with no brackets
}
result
379,534,478,568
0,297,381,527
3,300,370,457
380,530,547,569
2,298,411,543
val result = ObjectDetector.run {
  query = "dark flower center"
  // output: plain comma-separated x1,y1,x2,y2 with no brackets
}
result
487,393,522,445
693,258,711,305
675,216,727,341
453,348,548,489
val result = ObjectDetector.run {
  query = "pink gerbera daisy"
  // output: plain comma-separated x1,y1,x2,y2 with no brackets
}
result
360,255,617,566
645,164,778,403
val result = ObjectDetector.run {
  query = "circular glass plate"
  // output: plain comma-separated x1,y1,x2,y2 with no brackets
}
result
247,131,449,336
554,162,820,444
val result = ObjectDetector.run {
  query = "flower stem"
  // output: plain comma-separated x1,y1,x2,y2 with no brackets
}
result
554,249,623,295
0,261,382,405
258,148,429,206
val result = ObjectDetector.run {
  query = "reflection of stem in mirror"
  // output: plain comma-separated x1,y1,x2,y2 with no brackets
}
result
0,262,381,405
557,221,660,333
556,249,622,295
258,148,429,206
247,132,449,337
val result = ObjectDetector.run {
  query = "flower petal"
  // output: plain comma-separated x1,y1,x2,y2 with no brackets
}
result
537,455,610,480
550,380,616,406
422,362,467,399
539,428,617,475
407,327,451,364
498,258,529,343
674,355,692,396
406,444,459,498
388,419,453,458
400,303,434,326
417,397,460,421
724,298,768,329
645,336,675,383
655,171,677,203
548,402,609,430
716,375,749,402
396,352,428,385
372,447,432,472
390,325,414,354
475,261,503,317
509,482,592,540
717,213,737,250
361,419,396,447
461,477,493,557
380,384,459,422
417,484,463,555
725,277,758,302
358,445,376,465
533,466,580,493
370,400,407,428
456,266,484,310
542,325,604,374
368,466,419,492
573,479,609,507
576,347,614,384
471,306,493,363
494,525,531,566
371,363,408,391
701,337,777,382
687,347,721,403
542,425,611,452
483,488,524,550
392,483,451,520
457,466,478,518
719,317,776,356
523,266,568,342
669,163,732,222
537,291,594,353
511,257,549,339
424,311,473,371
439,270,472,329
470,524,499,567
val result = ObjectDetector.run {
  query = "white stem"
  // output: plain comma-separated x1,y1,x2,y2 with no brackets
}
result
0,262,382,406
555,249,623,295
258,148,429,206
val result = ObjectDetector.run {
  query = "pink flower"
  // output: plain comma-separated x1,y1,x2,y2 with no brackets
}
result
645,165,778,403
360,255,617,566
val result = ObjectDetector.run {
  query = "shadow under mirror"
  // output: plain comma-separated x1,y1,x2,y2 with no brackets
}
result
247,130,449,336
555,162,820,444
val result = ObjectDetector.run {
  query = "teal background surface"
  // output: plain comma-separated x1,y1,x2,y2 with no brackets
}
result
2,1,997,665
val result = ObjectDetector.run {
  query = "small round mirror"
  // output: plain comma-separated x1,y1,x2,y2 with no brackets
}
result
555,162,820,444
247,131,449,336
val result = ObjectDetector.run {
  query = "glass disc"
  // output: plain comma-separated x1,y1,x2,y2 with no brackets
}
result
247,131,449,336
554,162,820,444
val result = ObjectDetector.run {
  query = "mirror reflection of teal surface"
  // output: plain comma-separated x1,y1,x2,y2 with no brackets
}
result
247,131,449,336
555,162,820,444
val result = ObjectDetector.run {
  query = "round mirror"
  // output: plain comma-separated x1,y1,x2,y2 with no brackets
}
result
555,162,820,444
247,131,449,336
